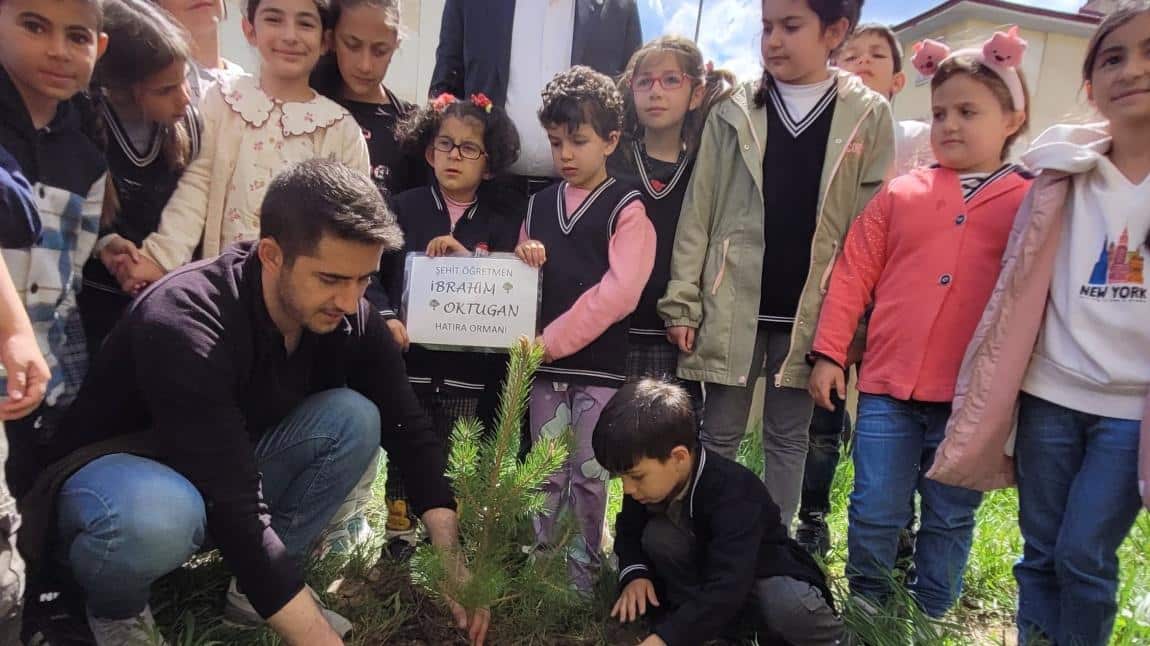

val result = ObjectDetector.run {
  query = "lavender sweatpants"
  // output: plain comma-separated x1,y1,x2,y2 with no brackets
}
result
529,380,617,591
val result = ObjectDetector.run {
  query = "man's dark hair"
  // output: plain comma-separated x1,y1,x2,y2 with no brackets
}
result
592,379,698,475
259,159,403,261
538,65,624,140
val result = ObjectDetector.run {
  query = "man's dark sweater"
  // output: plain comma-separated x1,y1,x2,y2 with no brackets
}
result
40,242,455,618
614,448,832,646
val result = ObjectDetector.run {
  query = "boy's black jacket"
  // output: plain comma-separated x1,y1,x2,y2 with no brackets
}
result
614,448,833,646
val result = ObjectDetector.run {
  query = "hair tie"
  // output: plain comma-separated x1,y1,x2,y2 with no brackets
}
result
911,25,1028,111
431,92,457,113
469,93,494,113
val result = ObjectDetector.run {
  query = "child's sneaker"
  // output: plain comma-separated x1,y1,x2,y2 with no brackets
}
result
384,498,418,561
87,605,166,646
385,498,414,534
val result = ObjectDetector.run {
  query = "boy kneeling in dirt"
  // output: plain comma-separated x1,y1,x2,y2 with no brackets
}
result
594,379,843,646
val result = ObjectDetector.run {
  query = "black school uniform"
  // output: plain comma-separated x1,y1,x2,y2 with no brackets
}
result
77,101,201,355
338,87,426,199
526,178,643,387
609,142,693,381
382,183,523,502
615,448,836,646
388,183,522,393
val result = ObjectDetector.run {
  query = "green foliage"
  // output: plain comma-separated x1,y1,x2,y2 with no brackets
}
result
411,339,573,615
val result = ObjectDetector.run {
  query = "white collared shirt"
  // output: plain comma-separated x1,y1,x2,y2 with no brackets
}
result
505,0,576,177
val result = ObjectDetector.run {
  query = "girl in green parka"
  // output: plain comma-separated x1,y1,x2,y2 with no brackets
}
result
658,0,894,531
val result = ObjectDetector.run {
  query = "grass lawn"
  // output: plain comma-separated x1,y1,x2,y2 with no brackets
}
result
145,430,1150,645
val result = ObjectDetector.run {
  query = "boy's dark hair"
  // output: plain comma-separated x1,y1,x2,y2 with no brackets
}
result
932,54,1030,159
849,22,904,74
246,0,334,30
396,95,521,176
1083,0,1150,83
592,379,698,475
538,65,624,140
259,159,403,261
618,35,735,161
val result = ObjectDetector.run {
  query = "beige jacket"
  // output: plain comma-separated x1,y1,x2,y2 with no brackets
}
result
658,71,894,388
142,75,370,270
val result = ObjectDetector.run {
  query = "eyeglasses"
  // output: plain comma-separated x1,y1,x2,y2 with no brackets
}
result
433,136,486,160
630,71,695,93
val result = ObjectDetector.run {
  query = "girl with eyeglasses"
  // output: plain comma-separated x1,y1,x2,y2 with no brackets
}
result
611,35,733,392
371,94,522,556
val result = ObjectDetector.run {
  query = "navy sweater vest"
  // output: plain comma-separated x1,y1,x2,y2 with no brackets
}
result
527,178,641,386
611,142,693,340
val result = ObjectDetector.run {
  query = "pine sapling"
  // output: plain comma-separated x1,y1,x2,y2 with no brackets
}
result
412,338,573,616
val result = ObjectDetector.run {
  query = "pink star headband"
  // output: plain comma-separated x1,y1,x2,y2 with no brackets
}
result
911,25,1028,112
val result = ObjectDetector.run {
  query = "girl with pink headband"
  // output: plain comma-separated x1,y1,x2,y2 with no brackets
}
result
808,25,1031,617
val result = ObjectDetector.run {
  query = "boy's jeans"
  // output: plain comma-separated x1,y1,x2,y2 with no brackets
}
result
800,394,847,520
54,389,380,620
847,394,982,618
1014,393,1142,646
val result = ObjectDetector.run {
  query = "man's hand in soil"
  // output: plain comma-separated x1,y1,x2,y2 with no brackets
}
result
639,635,668,646
423,507,490,645
266,587,343,646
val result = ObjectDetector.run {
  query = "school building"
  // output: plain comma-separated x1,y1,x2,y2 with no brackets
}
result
892,0,1105,147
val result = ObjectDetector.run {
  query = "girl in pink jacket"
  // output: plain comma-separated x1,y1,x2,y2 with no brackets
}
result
928,4,1150,643
807,29,1032,618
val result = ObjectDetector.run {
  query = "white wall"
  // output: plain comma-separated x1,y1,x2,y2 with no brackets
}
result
220,2,258,73
219,0,445,103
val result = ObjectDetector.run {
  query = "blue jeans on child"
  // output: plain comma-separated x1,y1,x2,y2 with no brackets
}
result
1014,393,1142,646
847,394,982,618
54,388,381,620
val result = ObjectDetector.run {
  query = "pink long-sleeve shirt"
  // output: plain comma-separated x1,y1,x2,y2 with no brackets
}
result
520,183,656,361
812,166,1031,402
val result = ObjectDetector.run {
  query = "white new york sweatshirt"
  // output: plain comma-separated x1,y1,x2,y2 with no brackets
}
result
1021,124,1150,420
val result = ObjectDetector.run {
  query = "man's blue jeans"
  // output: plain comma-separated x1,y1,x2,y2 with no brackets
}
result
847,394,983,618
54,389,381,620
1015,393,1142,646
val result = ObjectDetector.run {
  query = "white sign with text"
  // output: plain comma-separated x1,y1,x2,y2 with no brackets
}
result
403,253,540,352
